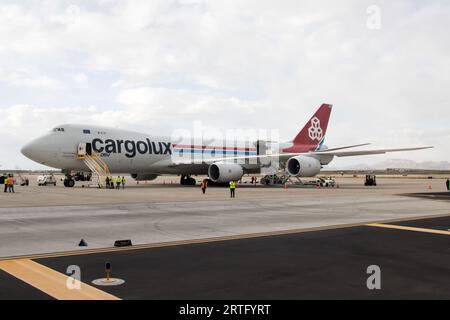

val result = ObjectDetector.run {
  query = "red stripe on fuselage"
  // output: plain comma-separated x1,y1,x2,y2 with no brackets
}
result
173,144,257,151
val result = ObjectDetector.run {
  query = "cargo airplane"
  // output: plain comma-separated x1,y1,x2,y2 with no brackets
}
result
21,104,431,187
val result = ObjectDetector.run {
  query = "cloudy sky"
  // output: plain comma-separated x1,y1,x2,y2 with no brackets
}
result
1,0,449,170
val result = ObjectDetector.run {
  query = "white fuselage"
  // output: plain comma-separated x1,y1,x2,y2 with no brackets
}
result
21,124,294,175
20,105,429,183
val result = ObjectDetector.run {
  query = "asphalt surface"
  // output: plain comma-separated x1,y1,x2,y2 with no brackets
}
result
2,192,450,258
396,214,450,231
0,270,52,300
22,216,449,300
403,192,450,201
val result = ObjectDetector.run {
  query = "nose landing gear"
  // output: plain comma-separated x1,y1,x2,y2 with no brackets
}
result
63,172,75,188
63,175,75,188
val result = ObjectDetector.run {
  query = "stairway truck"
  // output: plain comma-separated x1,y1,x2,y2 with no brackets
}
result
80,152,110,188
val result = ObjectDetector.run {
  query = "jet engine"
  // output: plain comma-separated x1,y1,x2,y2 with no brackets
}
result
208,163,244,183
131,173,159,181
286,156,321,177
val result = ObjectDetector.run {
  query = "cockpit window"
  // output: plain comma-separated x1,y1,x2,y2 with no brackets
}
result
52,127,65,132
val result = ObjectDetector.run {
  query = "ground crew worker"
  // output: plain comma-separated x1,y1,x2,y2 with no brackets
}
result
105,176,110,188
200,179,208,194
446,178,450,191
3,175,8,193
116,176,121,190
229,180,236,198
7,175,14,193
122,176,126,189
109,176,114,189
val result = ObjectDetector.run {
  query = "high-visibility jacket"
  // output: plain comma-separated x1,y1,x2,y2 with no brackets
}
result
7,177,13,185
229,181,236,189
116,177,121,183
122,177,126,183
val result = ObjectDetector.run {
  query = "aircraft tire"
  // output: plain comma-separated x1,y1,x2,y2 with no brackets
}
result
180,175,196,186
64,179,75,188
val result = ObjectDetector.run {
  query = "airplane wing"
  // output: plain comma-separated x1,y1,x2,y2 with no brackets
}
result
171,145,432,165
317,143,371,152
314,146,434,157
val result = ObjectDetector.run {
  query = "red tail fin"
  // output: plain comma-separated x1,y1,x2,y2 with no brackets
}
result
283,104,332,153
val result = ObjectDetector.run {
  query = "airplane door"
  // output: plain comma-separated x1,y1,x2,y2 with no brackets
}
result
256,140,271,166
86,143,92,156
77,142,86,159
256,140,265,156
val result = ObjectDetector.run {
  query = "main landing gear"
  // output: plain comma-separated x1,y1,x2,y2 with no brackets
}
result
180,175,196,186
63,171,94,188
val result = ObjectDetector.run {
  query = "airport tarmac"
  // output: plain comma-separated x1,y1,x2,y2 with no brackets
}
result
0,176,449,299
0,214,449,300
0,177,449,258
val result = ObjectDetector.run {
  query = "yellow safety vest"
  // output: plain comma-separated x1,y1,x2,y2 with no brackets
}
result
116,177,121,183
230,181,236,189
122,177,126,183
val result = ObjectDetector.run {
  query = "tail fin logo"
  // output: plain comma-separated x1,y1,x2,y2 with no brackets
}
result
308,117,323,141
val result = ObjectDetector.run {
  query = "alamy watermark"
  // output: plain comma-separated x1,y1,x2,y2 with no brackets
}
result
366,265,381,290
66,265,81,290
366,5,382,30
170,121,281,175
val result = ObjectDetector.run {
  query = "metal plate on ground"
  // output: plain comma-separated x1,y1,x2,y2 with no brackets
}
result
92,278,125,286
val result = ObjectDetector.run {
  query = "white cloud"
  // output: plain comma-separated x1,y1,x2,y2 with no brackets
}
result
0,68,62,90
73,73,88,85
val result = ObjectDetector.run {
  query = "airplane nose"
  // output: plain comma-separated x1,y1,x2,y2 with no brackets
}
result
21,136,56,164
21,142,34,159
21,133,61,167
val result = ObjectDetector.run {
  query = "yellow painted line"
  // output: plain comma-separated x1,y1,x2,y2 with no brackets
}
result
0,222,374,261
0,259,120,300
367,223,450,236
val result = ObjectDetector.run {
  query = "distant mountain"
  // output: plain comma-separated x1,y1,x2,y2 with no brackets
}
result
330,159,450,171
